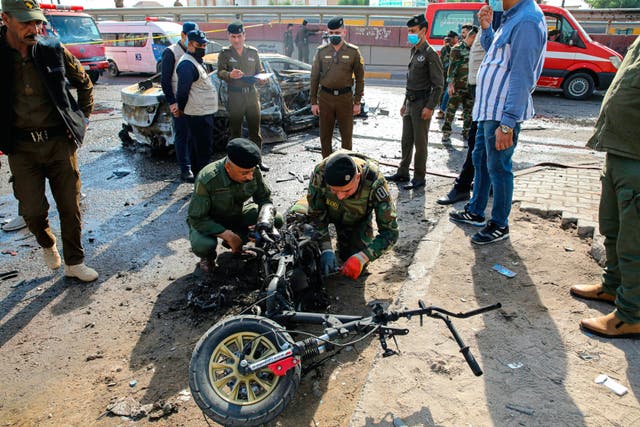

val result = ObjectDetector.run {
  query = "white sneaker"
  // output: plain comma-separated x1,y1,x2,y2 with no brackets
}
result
64,263,99,282
2,216,27,232
43,243,62,270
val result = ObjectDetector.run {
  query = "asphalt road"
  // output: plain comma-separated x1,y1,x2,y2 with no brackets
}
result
1,74,604,251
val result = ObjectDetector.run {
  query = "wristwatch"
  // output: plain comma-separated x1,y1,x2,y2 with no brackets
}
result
499,124,513,134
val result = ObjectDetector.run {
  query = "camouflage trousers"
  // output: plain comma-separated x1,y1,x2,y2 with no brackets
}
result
288,197,373,261
442,88,474,137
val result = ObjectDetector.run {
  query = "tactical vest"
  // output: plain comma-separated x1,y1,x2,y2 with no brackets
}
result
166,42,186,95
0,35,87,154
178,54,219,116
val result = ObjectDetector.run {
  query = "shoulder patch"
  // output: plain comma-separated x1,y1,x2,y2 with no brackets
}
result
374,185,389,201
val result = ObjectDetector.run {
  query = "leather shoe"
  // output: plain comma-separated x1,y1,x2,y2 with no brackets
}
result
437,188,470,205
180,170,195,183
259,162,270,172
570,284,615,304
385,173,410,183
404,178,425,190
580,312,640,339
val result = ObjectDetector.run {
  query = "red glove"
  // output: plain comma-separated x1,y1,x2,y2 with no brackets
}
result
340,252,369,279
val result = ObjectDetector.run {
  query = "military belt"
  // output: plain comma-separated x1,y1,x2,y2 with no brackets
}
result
14,126,67,143
405,89,430,102
321,86,352,96
228,86,255,94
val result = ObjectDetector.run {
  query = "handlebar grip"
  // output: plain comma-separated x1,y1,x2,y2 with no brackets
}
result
461,346,483,377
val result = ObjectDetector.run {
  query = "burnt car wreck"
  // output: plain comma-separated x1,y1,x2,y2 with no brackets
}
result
119,53,318,154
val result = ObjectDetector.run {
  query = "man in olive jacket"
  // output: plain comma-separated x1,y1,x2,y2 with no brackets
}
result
570,37,640,339
187,138,280,273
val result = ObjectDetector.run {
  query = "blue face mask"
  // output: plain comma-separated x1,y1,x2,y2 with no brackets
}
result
489,0,503,12
407,33,420,45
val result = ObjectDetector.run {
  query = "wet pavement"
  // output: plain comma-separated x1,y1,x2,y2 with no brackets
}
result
0,74,604,293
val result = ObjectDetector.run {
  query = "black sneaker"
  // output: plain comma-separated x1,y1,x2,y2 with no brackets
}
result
471,221,509,245
449,208,486,227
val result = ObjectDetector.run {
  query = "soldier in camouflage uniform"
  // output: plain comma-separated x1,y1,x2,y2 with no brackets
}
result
442,28,477,142
187,138,282,273
435,31,458,120
304,151,398,279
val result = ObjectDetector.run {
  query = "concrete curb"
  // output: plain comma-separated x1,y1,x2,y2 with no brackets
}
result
349,215,456,426
364,71,406,80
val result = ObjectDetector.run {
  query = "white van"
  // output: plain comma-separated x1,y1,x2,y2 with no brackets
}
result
98,20,183,76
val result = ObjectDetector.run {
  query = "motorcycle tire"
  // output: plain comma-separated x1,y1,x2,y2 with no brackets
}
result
189,315,301,427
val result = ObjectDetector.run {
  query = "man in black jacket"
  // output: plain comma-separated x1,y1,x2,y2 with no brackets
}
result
0,0,98,282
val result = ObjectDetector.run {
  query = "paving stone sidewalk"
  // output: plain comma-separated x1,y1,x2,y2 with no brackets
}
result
513,163,603,237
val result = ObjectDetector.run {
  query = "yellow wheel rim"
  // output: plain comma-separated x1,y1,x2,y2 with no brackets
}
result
208,331,281,406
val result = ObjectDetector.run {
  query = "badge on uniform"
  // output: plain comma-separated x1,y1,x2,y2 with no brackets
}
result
229,57,238,62
417,55,425,62
248,57,255,62
341,55,349,59
375,186,389,201
326,199,339,209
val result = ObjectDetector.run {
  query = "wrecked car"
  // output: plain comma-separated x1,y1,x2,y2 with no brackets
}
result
119,53,317,154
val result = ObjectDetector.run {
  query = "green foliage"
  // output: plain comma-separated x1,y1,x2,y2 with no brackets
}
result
585,0,640,8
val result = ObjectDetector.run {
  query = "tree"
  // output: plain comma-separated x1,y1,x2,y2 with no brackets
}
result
114,0,124,7
585,0,640,8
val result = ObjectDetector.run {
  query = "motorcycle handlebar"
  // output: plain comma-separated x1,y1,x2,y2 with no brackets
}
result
461,346,483,377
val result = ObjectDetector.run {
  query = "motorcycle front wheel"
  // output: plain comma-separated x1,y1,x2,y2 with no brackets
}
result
189,315,301,427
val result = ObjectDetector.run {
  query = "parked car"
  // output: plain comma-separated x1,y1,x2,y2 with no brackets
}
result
424,2,623,100
119,52,318,154
98,20,183,76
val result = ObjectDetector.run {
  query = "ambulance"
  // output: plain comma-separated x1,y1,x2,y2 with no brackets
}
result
425,2,623,99
40,4,108,83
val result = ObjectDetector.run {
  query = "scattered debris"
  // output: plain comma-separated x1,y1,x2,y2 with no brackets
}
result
129,380,138,387
1,270,19,280
564,246,575,252
10,279,26,288
1,250,18,256
507,362,524,369
106,397,151,418
107,169,131,180
506,403,535,416
498,309,519,321
86,352,104,361
595,374,628,396
577,351,600,362
492,264,517,278
393,415,409,427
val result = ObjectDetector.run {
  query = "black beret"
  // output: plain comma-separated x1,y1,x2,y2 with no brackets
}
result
324,153,356,187
227,20,244,34
327,17,344,30
447,30,459,38
226,138,261,169
406,14,426,28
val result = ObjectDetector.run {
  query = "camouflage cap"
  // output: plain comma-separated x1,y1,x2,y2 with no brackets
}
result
1,0,47,23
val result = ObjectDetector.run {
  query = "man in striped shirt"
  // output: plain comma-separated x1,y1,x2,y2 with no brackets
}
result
449,0,546,245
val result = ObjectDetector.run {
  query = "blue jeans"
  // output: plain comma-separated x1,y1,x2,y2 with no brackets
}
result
466,120,520,228
172,114,192,173
440,90,450,112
